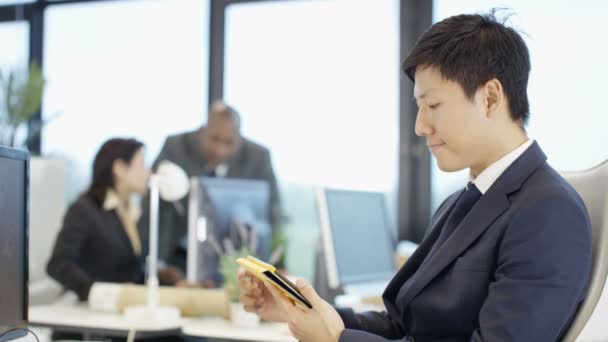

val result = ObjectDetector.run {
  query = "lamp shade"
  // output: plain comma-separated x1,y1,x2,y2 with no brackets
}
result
156,160,189,201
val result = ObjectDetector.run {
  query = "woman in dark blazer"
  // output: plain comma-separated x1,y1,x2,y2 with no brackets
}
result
47,138,182,301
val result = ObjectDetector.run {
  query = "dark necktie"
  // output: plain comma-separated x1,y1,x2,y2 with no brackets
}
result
395,183,483,310
425,182,482,261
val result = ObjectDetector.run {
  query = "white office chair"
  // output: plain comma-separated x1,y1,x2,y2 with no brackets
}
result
560,160,608,342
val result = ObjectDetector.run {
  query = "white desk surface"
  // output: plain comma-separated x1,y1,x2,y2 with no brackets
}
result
29,304,296,342
29,304,180,336
181,317,296,342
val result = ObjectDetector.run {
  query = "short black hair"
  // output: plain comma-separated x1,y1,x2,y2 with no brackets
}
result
87,138,144,206
403,10,531,124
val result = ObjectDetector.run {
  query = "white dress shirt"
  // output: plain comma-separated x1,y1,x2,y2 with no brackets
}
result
471,139,534,194
103,190,142,255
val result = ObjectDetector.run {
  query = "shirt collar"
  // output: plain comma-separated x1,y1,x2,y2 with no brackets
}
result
215,164,229,177
103,190,141,221
470,139,534,194
103,189,122,211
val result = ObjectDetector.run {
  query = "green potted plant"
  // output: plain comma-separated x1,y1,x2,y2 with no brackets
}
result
0,62,45,148
1,62,70,305
217,229,261,327
219,245,251,304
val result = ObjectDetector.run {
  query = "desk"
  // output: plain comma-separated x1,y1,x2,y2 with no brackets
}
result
29,304,180,338
29,304,296,342
182,317,296,342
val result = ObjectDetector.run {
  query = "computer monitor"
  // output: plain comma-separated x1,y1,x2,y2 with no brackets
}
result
195,177,272,283
0,146,29,333
317,188,395,291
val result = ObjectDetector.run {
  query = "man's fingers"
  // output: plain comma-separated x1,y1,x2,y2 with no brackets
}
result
287,321,302,340
263,281,292,311
239,294,259,307
238,278,249,292
238,271,254,288
243,304,258,313
238,273,266,299
295,278,321,309
263,281,281,301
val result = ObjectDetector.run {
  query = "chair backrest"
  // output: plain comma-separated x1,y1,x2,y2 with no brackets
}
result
560,160,608,342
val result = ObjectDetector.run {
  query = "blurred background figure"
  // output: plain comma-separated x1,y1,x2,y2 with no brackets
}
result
47,138,182,301
148,100,282,283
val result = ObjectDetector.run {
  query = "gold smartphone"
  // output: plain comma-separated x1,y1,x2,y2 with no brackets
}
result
237,255,312,309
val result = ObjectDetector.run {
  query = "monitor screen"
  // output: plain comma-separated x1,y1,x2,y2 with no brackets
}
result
318,188,395,288
196,177,271,283
0,146,28,330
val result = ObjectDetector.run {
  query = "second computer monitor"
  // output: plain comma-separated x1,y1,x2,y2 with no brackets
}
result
317,188,396,290
197,177,272,282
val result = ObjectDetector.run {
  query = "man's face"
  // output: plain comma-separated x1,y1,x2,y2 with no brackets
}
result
414,66,490,174
201,117,241,167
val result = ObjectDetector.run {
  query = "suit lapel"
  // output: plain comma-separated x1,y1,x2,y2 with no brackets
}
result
395,141,548,310
226,141,248,178
397,191,509,308
383,192,461,315
187,130,207,174
104,210,136,255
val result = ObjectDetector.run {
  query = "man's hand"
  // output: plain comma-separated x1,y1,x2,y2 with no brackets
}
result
237,268,287,322
157,266,184,285
265,278,345,342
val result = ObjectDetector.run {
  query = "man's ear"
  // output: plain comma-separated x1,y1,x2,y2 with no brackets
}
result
483,78,504,117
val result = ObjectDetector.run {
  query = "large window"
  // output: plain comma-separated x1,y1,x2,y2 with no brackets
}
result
42,0,209,201
0,1,34,4
431,1,608,212
0,21,29,146
0,21,29,82
223,0,399,279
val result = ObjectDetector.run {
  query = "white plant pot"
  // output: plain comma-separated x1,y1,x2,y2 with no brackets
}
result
230,302,260,328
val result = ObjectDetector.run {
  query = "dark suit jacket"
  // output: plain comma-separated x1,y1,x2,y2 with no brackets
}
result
47,194,147,300
338,142,592,341
147,129,281,269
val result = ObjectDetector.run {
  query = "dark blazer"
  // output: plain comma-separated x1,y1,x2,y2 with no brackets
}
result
147,129,281,267
338,142,592,341
47,194,147,300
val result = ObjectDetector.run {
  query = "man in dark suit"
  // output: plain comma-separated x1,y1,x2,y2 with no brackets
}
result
148,100,281,283
238,11,592,342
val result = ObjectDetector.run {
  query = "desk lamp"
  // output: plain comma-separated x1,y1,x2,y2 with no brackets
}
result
187,177,203,282
124,160,189,326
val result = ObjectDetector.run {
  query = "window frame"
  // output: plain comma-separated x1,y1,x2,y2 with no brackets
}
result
0,0,433,241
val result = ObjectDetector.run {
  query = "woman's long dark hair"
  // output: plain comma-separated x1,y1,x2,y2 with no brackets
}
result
87,138,144,206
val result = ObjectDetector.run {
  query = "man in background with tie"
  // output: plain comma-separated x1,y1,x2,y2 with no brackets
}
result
238,11,592,341
147,100,281,285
